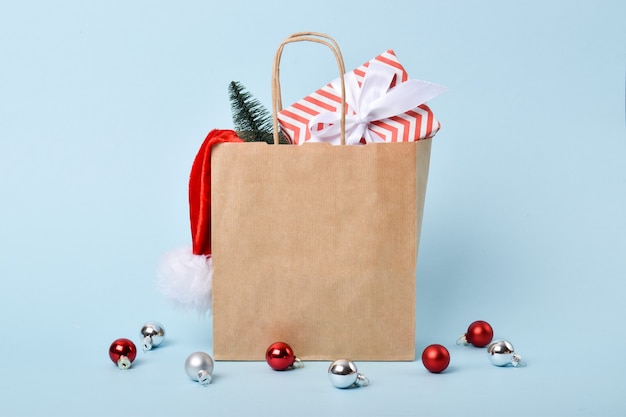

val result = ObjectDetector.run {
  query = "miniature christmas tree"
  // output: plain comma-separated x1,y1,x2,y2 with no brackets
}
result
228,81,288,144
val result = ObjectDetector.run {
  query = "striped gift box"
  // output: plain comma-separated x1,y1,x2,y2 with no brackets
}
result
277,50,441,145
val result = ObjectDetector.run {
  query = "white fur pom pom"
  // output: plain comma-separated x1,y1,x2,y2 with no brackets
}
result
157,246,213,315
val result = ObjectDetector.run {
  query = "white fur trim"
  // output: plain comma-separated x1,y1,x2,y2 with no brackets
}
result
157,246,213,315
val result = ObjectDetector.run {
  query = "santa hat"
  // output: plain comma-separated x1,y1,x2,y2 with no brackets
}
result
157,129,243,314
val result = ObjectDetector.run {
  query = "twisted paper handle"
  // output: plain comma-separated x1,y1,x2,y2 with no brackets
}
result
271,32,347,145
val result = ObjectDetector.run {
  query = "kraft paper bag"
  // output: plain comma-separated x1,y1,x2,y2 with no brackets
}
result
210,32,440,361
211,139,431,360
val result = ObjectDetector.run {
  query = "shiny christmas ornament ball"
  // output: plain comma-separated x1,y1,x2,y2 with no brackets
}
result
109,338,137,370
265,342,303,371
466,320,494,347
140,321,165,352
487,339,525,367
421,344,450,373
328,359,369,389
457,320,494,347
185,352,214,386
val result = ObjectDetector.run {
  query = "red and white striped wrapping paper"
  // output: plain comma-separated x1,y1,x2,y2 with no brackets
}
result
277,50,442,145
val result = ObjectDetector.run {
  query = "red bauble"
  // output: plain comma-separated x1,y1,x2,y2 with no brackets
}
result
265,342,296,371
421,344,450,373
109,338,137,367
466,320,494,348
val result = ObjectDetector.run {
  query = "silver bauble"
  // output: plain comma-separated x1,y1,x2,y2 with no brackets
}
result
140,321,165,352
487,339,525,367
185,352,214,386
328,359,369,389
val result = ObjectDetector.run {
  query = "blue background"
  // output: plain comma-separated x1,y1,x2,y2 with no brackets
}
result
1,1,625,416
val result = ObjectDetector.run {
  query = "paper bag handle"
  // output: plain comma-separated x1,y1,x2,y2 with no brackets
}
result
272,32,347,145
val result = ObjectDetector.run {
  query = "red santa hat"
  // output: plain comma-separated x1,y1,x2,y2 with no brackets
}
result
157,129,243,314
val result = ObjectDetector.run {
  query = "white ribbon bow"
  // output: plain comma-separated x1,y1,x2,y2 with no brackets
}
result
307,60,446,145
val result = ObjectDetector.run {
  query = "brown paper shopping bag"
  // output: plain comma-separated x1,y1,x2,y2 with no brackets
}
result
211,33,433,361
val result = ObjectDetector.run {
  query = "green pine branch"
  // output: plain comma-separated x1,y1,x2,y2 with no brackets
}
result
228,81,288,144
